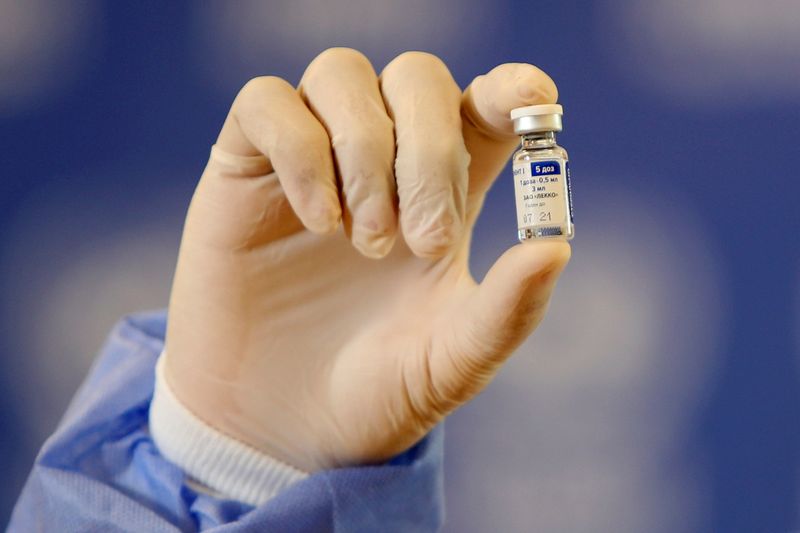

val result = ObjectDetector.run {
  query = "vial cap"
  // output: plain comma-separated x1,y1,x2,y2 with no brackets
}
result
510,103,563,135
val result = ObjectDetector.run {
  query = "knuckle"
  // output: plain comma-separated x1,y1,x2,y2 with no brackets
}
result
385,51,447,77
270,127,329,171
235,76,291,110
335,131,390,163
334,132,395,197
239,75,290,98
307,47,372,76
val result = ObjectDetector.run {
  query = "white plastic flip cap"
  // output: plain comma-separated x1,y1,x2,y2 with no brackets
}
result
510,104,563,135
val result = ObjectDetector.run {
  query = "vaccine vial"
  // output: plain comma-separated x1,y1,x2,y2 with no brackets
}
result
510,104,574,241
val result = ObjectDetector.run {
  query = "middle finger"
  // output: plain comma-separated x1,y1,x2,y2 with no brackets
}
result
380,51,470,258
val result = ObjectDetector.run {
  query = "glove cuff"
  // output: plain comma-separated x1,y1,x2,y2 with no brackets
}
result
149,352,308,506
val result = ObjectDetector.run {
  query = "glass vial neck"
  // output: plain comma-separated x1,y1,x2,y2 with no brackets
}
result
521,131,557,149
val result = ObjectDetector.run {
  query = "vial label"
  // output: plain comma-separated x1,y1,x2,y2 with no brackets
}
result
513,159,570,230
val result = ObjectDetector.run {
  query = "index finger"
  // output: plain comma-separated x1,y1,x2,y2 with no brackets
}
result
461,63,558,203
217,76,342,235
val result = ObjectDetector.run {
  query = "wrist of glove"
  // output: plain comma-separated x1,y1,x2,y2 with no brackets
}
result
150,353,307,506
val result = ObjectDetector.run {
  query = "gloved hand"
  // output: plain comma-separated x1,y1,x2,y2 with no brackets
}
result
165,48,571,472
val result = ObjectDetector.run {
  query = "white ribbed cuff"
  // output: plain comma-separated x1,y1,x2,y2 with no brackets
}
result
149,353,308,506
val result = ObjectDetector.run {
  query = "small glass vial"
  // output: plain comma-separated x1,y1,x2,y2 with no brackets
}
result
510,104,574,241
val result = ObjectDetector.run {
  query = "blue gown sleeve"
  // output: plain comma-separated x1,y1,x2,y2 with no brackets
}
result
8,311,445,532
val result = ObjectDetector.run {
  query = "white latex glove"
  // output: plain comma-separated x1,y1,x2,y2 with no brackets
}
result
165,48,571,472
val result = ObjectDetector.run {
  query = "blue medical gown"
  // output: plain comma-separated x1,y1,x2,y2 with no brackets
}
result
9,311,445,532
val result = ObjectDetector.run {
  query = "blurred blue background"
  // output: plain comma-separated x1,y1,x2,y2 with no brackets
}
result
1,1,798,531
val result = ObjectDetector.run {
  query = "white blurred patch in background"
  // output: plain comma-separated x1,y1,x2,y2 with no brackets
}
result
0,0,99,114
445,184,724,532
0,176,183,439
600,0,800,105
192,0,490,90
